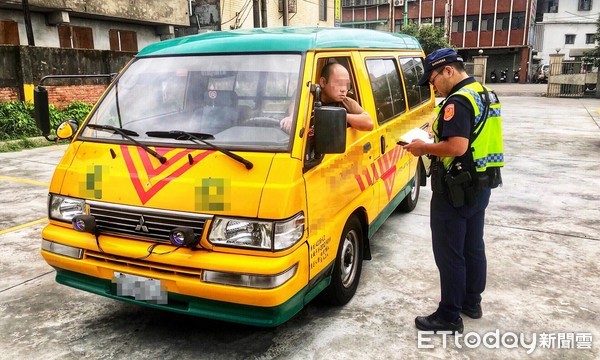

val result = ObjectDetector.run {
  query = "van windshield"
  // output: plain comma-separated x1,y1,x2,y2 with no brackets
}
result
81,54,301,151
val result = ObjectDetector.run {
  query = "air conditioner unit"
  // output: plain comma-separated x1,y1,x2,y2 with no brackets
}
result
394,0,403,6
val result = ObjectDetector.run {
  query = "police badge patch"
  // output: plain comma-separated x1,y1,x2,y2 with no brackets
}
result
444,104,455,121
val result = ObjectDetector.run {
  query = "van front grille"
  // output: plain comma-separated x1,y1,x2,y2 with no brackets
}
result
87,200,211,244
85,250,202,279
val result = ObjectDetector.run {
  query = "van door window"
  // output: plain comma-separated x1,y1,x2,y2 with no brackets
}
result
365,58,406,123
304,57,361,168
399,57,432,109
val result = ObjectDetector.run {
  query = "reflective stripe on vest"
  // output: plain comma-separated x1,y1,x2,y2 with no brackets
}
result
433,81,504,172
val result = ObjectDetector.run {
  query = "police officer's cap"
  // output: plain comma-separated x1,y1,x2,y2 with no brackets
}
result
417,48,464,86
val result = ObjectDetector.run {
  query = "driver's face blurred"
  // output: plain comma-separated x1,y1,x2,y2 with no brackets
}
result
320,65,351,103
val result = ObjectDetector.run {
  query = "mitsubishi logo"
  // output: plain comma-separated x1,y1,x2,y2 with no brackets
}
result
135,215,149,233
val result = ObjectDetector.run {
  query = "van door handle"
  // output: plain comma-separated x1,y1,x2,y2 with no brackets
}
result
363,142,371,153
380,136,386,154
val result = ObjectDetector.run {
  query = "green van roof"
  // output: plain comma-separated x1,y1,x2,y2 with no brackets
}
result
137,27,422,57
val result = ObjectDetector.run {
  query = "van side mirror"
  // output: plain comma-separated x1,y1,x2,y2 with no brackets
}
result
34,86,52,140
314,106,346,154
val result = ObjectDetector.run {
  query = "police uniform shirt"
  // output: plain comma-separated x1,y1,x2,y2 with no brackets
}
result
437,77,477,164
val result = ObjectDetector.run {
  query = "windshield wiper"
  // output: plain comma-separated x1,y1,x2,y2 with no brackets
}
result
146,130,253,170
87,124,167,164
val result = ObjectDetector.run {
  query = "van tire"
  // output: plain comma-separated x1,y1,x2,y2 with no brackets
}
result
319,216,363,306
397,160,422,213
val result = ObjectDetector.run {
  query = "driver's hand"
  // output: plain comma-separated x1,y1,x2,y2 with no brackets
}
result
280,116,292,134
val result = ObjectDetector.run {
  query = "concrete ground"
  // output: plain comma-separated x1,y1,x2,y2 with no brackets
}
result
0,94,599,359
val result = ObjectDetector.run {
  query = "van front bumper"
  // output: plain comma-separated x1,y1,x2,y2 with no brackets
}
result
54,268,318,327
41,224,317,326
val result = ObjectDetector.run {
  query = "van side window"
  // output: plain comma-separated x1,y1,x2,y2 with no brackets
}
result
365,58,406,123
399,57,432,108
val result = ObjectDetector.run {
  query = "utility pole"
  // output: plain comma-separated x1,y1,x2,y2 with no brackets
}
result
253,0,260,28
23,0,35,45
261,0,268,27
403,0,408,27
283,0,289,26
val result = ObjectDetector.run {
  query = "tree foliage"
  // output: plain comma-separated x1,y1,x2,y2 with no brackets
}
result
0,101,93,140
583,14,600,66
400,23,451,55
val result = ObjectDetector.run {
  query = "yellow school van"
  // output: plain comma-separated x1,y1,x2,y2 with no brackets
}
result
35,27,435,326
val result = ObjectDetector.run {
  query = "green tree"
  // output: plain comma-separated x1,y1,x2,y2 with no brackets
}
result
583,14,600,66
401,23,450,55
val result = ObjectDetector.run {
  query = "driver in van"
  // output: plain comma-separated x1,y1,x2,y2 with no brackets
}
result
280,63,374,133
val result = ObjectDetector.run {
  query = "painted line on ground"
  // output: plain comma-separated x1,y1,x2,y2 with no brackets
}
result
0,218,48,236
0,175,49,187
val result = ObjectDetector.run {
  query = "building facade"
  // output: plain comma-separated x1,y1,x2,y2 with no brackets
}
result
534,0,598,66
342,0,538,82
0,0,190,51
180,0,336,35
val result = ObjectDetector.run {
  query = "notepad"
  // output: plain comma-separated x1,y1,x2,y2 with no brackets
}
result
399,128,433,144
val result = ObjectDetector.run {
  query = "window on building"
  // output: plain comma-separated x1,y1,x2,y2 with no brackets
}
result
365,58,406,123
0,19,19,45
434,17,444,28
540,0,559,13
466,15,479,32
565,34,576,44
495,14,511,31
319,0,327,21
511,12,526,30
579,0,592,11
586,33,595,44
58,25,94,49
109,29,138,52
481,19,489,31
395,20,404,32
452,19,464,33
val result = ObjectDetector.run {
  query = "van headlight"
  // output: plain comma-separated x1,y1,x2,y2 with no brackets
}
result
49,194,86,222
208,212,304,251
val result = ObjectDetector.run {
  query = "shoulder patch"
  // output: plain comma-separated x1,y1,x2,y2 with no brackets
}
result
443,104,455,121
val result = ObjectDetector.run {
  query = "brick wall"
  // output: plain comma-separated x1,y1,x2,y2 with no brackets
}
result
46,85,107,108
0,87,19,102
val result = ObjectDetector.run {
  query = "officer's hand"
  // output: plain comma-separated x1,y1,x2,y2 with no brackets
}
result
403,139,428,157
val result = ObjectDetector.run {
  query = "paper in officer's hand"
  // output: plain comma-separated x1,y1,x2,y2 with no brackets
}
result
399,128,433,145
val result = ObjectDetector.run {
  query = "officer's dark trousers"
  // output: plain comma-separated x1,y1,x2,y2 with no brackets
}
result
430,187,491,322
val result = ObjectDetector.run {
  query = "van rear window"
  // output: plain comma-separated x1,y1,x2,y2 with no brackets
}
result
399,57,432,109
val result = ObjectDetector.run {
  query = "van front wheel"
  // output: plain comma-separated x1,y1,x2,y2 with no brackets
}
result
320,216,363,306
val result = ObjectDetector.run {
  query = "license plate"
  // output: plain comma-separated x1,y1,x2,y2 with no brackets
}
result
112,272,168,304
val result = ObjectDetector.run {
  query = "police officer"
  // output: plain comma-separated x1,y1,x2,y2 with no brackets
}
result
404,48,504,333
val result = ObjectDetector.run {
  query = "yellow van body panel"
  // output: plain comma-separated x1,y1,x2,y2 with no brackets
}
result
59,142,276,215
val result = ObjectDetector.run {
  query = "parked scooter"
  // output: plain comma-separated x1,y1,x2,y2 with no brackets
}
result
490,69,498,83
513,68,521,83
500,69,508,83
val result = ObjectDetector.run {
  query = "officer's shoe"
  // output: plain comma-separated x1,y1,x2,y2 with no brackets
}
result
461,304,483,319
415,313,464,333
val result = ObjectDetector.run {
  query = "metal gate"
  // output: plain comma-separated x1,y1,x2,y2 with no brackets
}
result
547,61,597,97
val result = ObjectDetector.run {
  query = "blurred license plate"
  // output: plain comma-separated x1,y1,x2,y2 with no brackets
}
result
112,272,168,304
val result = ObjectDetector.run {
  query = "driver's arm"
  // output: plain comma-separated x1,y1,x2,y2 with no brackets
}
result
342,97,374,131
